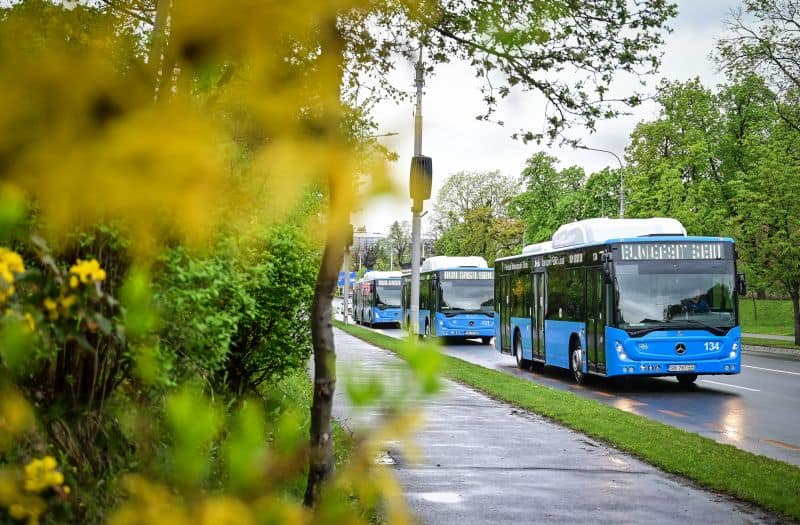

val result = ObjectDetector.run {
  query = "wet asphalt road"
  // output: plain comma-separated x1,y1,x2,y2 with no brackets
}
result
333,329,782,525
364,325,800,467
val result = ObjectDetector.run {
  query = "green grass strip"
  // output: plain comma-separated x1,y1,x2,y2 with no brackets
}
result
743,337,800,351
334,320,800,520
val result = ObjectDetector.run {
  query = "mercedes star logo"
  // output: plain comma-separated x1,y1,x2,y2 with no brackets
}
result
675,343,687,355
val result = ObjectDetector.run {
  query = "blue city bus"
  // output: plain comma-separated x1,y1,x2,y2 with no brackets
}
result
401,256,495,344
494,218,746,384
353,271,402,327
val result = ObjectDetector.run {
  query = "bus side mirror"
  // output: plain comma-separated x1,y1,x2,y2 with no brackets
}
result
736,273,747,296
602,260,613,284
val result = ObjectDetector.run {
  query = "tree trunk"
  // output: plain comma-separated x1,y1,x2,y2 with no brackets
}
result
147,0,171,90
304,18,347,508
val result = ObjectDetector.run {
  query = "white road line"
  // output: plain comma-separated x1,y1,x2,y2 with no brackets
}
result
743,365,800,376
699,379,760,392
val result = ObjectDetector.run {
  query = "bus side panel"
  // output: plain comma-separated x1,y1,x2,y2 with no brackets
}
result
509,316,533,360
544,320,585,369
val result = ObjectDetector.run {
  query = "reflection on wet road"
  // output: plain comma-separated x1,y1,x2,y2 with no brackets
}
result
369,325,800,466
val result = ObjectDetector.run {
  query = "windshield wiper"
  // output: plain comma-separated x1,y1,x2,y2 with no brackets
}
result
670,319,727,336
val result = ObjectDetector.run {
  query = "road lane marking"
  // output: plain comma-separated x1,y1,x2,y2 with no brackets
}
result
743,365,800,376
699,379,760,392
594,391,615,398
764,439,800,452
658,409,687,418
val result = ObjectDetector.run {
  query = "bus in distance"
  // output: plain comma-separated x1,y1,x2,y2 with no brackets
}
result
353,271,402,327
494,218,746,384
402,256,495,344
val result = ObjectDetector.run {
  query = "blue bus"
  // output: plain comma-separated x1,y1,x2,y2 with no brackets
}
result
402,256,495,344
494,218,746,384
353,271,402,327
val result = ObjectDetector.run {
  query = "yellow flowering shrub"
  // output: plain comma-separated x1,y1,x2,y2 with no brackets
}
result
0,456,69,525
68,259,106,289
0,248,25,303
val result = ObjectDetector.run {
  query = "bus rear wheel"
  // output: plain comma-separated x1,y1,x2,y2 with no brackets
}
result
481,336,492,345
676,374,698,385
570,341,586,384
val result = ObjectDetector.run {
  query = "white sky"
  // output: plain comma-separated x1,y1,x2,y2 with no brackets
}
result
352,0,738,234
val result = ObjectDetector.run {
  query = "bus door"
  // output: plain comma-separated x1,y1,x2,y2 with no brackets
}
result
533,272,545,360
500,274,512,353
587,268,606,373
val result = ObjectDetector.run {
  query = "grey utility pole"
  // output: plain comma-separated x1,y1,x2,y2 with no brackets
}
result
408,49,432,336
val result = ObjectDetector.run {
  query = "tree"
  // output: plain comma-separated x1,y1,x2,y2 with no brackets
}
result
510,152,586,242
716,0,800,131
624,79,730,235
385,220,411,269
432,170,522,262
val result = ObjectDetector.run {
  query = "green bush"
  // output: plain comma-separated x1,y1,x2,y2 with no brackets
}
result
225,225,319,394
153,224,319,394
154,247,253,379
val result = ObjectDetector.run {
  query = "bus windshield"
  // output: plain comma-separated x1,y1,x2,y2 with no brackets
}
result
614,260,736,334
440,279,494,312
375,285,401,309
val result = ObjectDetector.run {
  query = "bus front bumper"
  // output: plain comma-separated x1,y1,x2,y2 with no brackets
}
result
608,357,741,376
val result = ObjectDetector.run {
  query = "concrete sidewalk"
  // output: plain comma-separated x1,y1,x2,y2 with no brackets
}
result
332,329,778,525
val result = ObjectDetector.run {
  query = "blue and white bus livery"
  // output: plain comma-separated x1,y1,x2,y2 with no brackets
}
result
353,271,402,327
495,218,746,384
402,256,495,345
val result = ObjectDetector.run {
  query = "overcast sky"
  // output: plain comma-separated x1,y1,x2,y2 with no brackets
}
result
352,0,739,234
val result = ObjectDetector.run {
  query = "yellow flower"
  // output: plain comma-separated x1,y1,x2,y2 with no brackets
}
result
43,298,58,321
59,295,77,309
23,456,64,493
68,259,106,288
0,248,25,274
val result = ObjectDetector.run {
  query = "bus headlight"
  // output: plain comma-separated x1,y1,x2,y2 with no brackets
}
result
615,341,627,361
439,319,444,326
732,341,739,351
729,351,737,359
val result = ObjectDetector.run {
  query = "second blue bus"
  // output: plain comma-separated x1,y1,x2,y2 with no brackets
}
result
402,256,495,344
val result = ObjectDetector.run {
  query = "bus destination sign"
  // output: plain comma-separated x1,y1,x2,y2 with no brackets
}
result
376,280,400,286
442,270,493,280
620,242,725,261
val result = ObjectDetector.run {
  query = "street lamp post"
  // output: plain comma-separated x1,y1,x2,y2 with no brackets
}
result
576,145,625,218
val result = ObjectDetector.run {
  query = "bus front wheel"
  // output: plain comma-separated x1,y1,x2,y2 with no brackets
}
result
676,374,697,385
570,341,586,384
481,337,492,345
514,336,530,370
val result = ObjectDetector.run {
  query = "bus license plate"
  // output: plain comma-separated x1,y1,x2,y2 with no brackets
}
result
465,331,479,336
668,364,696,372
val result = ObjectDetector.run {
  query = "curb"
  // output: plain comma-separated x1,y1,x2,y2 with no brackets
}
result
743,344,800,358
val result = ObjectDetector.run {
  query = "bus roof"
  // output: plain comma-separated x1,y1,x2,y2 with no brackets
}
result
522,241,553,254
552,217,686,249
361,271,402,281
421,256,488,272
497,218,734,263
